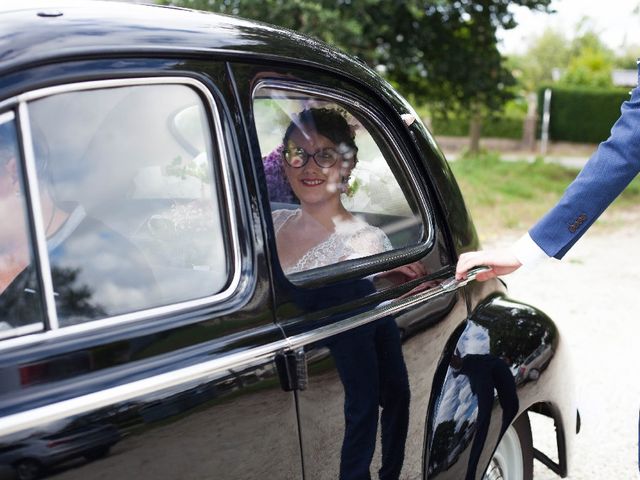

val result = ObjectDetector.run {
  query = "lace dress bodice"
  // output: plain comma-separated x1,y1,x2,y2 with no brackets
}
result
273,209,393,274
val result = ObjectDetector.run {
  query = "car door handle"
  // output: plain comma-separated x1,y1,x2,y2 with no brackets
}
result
439,266,491,292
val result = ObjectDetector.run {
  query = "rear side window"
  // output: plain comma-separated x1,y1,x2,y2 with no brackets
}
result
253,85,425,277
8,81,230,330
0,113,45,337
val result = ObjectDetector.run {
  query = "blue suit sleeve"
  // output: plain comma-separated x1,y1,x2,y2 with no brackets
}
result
530,69,640,259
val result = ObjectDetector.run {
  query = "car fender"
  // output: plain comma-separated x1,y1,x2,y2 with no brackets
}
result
423,293,571,479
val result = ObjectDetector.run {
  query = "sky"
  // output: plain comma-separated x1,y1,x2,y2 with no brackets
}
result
498,0,639,54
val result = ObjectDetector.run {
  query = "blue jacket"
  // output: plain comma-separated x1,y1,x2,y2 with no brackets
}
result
530,63,640,259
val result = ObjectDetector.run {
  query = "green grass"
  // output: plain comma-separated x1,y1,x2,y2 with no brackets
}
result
449,151,640,240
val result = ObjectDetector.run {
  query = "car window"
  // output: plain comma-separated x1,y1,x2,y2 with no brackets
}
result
253,85,424,277
23,82,229,328
0,112,45,337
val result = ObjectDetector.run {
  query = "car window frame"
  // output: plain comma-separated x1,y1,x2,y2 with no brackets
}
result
251,79,436,287
0,76,243,348
0,109,48,339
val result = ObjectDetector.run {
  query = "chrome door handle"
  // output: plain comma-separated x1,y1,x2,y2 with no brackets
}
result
440,266,491,293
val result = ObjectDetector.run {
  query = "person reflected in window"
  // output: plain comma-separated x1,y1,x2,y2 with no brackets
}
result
0,123,159,329
272,108,410,480
37,138,161,326
273,107,392,274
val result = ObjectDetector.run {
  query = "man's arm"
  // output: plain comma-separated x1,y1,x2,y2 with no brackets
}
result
457,63,640,280
529,78,640,258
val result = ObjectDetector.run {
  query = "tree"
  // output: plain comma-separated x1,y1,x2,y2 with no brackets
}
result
510,18,626,92
557,20,613,88
158,0,553,153
508,27,571,92
613,44,640,69
559,47,613,88
568,17,613,59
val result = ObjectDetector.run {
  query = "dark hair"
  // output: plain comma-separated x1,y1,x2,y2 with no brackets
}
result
283,107,357,157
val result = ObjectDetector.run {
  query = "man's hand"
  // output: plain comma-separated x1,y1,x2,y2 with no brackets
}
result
455,249,522,281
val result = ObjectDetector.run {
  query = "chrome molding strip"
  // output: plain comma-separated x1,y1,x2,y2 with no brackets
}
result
0,269,487,438
18,102,60,330
0,338,290,438
252,79,435,249
0,77,244,350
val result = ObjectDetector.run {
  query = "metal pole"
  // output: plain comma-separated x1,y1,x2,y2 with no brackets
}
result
540,88,552,156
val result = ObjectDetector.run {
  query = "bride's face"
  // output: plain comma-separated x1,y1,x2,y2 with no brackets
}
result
283,128,353,208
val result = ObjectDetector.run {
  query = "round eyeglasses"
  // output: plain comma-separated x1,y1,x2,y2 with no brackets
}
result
282,146,356,169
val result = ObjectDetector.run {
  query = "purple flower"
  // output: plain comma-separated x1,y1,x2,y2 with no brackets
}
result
263,144,297,204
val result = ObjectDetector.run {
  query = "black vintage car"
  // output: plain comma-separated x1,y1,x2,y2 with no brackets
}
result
0,2,576,479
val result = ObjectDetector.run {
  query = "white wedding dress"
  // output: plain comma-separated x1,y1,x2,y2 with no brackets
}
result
273,209,392,274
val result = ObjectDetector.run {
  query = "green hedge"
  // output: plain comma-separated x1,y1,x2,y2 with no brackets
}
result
537,86,630,143
431,115,523,139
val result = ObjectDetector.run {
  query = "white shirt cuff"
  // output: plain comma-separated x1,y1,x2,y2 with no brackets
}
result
510,233,550,268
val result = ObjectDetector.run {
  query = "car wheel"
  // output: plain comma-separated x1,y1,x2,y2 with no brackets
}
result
15,459,43,480
483,414,533,480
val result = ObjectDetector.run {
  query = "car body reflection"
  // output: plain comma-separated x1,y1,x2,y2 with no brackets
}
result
0,423,120,480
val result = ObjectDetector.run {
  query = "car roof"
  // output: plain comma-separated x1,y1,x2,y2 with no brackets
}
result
0,0,384,90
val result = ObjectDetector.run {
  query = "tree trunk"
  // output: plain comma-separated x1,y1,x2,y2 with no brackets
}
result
468,113,482,155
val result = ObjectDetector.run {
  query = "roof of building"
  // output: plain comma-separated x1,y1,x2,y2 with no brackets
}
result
612,69,638,87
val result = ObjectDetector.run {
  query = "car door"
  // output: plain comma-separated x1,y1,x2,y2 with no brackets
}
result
0,58,302,480
233,62,473,479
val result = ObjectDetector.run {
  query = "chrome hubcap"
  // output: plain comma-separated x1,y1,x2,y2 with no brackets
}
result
484,458,505,480
483,425,524,480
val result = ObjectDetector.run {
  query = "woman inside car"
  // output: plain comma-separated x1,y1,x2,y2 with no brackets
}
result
272,107,393,273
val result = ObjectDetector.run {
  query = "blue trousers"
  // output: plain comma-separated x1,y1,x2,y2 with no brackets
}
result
328,317,410,480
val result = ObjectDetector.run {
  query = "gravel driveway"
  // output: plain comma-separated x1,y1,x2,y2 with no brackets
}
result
485,209,640,479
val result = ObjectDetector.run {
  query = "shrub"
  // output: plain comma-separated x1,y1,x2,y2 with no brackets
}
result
431,114,523,139
537,85,630,143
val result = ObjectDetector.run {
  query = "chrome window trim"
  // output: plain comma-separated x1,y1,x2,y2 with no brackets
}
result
0,323,42,341
18,102,60,330
252,80,435,256
0,272,480,438
0,98,18,113
0,109,47,335
0,77,243,350
0,110,14,124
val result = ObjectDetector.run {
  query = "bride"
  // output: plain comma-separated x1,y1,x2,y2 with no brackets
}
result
272,107,392,274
